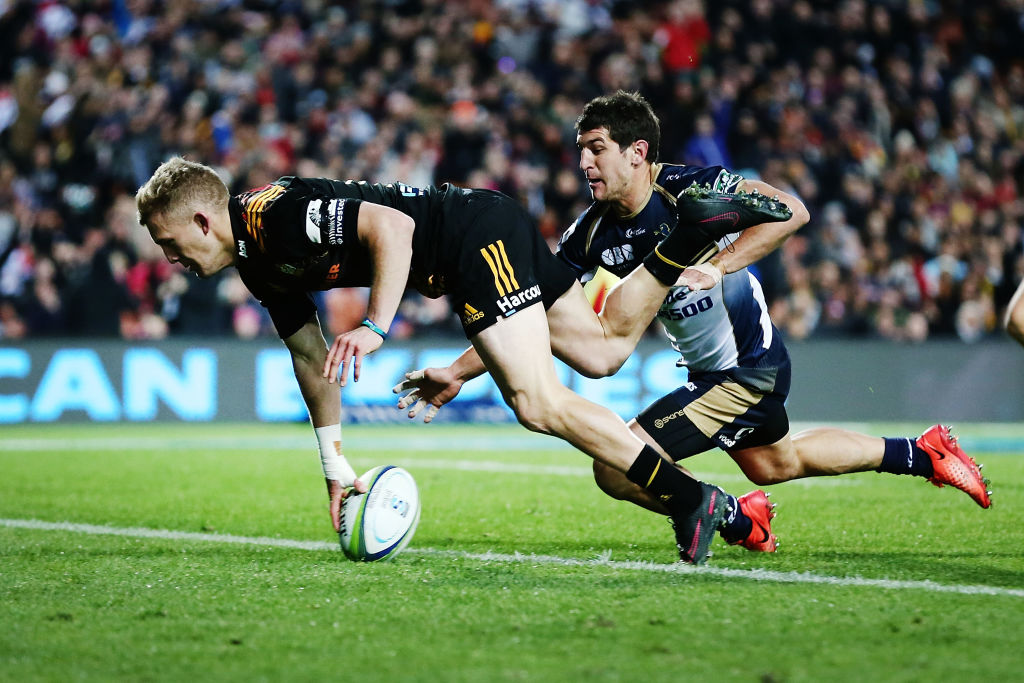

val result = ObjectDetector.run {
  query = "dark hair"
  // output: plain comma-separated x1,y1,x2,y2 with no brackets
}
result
575,90,660,163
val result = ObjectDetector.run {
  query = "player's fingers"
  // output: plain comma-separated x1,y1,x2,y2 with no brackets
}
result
329,493,342,532
423,404,440,423
406,397,428,419
353,476,367,494
323,345,337,380
352,350,363,383
391,370,423,393
397,391,419,410
338,355,350,386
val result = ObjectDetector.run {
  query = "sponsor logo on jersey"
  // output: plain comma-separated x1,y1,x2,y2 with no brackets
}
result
324,199,346,246
236,240,247,258
325,264,340,282
305,199,323,243
718,427,754,449
462,303,484,324
657,295,714,321
480,240,519,296
601,244,633,266
624,227,646,238
653,408,686,429
496,284,541,315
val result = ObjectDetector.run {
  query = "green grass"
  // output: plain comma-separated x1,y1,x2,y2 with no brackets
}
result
1,422,1022,682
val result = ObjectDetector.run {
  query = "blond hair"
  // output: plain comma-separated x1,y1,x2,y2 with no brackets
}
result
136,157,229,228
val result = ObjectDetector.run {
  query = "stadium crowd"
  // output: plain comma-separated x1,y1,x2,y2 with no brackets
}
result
1,0,1023,344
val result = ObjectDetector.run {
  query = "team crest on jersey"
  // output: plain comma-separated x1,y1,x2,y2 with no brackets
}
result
237,183,286,252
654,222,672,239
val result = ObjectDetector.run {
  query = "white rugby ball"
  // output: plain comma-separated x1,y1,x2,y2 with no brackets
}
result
339,465,420,561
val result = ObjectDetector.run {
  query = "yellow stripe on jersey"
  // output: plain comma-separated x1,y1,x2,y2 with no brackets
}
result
480,240,519,296
494,240,519,290
486,243,514,293
479,247,505,295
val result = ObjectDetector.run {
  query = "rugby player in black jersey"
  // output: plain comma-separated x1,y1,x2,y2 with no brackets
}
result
135,154,790,563
397,91,992,558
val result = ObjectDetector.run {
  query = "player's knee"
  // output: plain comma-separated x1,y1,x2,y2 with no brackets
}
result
742,460,801,486
571,356,621,379
593,461,628,500
506,390,557,434
564,346,627,379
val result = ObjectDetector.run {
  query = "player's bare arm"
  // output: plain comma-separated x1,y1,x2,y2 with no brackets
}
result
287,317,342,426
678,179,810,292
285,317,368,530
324,203,415,386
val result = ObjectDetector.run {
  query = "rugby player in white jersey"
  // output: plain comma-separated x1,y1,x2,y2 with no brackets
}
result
396,91,992,556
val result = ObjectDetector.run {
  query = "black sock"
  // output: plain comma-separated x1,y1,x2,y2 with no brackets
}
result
877,437,934,478
719,493,751,542
626,445,703,516
641,242,719,286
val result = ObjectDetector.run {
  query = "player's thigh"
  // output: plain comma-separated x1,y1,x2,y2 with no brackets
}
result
545,282,608,362
470,303,563,402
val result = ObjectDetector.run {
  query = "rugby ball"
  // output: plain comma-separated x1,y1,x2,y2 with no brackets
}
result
339,465,420,561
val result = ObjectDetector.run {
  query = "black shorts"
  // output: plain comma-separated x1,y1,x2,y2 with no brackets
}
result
635,369,791,460
442,192,577,338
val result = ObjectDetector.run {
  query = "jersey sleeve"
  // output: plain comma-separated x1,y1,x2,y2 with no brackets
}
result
278,177,364,250
236,267,317,339
554,207,601,280
658,164,745,195
265,292,318,339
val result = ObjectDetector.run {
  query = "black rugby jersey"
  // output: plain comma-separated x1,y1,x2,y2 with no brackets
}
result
229,177,482,336
555,163,742,280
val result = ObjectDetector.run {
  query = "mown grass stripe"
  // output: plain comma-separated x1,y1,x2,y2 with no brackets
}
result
3,517,1019,598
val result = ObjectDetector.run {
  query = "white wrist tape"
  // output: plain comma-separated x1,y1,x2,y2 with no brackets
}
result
315,424,357,485
689,260,724,286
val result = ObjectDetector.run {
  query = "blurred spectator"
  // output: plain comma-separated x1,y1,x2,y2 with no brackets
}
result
0,0,1022,345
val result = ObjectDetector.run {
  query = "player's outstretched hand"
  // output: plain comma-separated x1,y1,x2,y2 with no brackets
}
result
327,476,367,533
324,326,385,386
392,366,464,423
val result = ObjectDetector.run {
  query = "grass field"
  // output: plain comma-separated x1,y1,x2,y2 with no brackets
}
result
2,421,1022,682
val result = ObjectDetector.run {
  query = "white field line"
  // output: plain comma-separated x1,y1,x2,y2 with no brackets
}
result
0,438,854,487
2,518,1020,598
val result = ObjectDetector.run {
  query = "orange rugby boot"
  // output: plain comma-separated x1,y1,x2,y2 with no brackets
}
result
727,489,779,552
916,424,992,509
